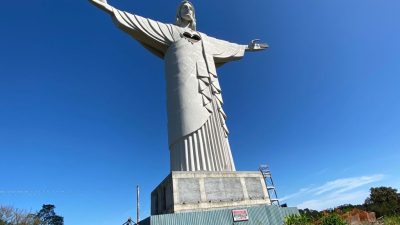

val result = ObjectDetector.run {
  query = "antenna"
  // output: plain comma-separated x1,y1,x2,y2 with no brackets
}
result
122,218,134,225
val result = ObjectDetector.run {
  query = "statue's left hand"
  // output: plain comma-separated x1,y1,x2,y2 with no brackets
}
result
247,39,269,51
90,0,113,14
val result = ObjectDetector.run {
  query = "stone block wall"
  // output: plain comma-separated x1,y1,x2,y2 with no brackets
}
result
151,171,271,215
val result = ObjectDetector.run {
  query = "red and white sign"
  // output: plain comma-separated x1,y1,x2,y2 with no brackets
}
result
232,209,249,222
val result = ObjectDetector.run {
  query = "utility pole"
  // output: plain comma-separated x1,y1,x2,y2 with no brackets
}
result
137,185,140,225
122,185,140,225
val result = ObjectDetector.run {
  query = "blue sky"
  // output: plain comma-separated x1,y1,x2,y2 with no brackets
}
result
1,0,399,224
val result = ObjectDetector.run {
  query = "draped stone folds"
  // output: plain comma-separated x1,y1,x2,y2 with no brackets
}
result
169,97,236,171
111,7,246,172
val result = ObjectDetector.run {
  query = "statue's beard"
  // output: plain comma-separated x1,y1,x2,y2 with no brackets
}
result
176,14,196,30
181,15,194,23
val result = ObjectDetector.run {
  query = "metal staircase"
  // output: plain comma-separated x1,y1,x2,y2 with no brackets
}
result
259,165,280,206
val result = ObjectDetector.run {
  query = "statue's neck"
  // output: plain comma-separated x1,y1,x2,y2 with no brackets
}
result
179,21,195,31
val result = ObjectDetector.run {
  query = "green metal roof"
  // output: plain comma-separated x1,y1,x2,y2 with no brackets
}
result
141,205,299,225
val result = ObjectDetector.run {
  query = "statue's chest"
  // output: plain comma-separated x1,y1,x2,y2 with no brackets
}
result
167,37,203,61
181,31,202,44
165,37,206,82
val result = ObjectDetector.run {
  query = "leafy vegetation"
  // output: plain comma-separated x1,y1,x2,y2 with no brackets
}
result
319,214,347,225
284,214,312,225
383,215,400,225
287,186,400,225
365,187,400,217
299,208,323,222
0,205,63,225
37,205,63,225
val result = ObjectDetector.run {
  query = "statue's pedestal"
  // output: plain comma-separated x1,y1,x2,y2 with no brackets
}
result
151,171,271,215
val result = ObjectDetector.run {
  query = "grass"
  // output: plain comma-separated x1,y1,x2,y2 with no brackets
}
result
383,215,400,225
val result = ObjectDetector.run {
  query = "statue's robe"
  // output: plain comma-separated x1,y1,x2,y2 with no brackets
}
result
111,8,246,171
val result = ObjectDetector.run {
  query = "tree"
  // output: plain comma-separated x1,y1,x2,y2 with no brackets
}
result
0,206,40,225
36,205,63,225
398,193,400,213
365,187,399,217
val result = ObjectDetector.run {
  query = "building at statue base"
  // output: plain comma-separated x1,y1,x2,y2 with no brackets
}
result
141,204,298,225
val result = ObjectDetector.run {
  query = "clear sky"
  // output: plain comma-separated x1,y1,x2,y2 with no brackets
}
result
1,0,399,224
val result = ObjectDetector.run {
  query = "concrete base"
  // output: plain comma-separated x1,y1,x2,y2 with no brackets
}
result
142,204,299,225
151,171,271,215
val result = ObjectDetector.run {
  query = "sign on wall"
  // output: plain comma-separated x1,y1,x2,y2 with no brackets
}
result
232,209,249,222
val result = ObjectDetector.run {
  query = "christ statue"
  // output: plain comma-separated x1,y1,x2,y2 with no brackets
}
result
90,0,268,172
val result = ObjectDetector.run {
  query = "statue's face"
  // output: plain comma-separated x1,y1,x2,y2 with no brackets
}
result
179,3,194,22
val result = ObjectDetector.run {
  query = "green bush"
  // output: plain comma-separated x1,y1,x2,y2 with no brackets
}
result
319,214,347,225
284,214,311,225
384,215,400,225
365,187,400,217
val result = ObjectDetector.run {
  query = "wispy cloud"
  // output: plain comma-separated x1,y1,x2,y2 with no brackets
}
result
0,190,65,195
280,174,384,210
313,175,384,195
298,190,369,210
280,188,311,202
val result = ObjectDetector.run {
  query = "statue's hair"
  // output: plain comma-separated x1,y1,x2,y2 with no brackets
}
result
175,0,196,30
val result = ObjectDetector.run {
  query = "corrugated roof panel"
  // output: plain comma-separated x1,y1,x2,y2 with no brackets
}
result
143,205,298,225
248,206,270,225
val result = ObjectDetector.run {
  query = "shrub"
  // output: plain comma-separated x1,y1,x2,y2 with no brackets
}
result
284,214,312,225
319,214,347,225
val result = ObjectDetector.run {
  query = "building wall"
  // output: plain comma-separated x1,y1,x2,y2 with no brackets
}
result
151,171,271,215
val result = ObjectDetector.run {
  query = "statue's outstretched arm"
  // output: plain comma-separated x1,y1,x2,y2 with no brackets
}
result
246,39,269,52
89,0,174,58
89,0,113,15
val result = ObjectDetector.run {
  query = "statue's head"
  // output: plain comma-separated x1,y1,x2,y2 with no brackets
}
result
176,1,196,30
